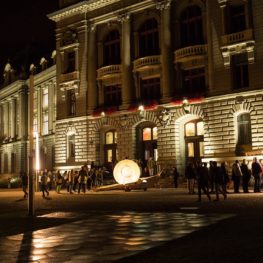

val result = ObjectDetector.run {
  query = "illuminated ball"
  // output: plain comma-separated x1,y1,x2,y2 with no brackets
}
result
113,159,141,185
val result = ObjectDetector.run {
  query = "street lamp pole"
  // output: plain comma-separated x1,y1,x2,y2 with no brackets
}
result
28,71,35,217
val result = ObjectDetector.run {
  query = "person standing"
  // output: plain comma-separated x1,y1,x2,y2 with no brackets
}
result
241,159,251,193
67,170,74,194
232,160,242,193
252,157,261,193
78,166,87,194
221,162,229,194
56,170,63,194
172,166,179,188
214,161,227,201
147,157,155,176
20,171,28,199
208,161,215,193
40,172,49,198
197,163,211,202
185,162,196,194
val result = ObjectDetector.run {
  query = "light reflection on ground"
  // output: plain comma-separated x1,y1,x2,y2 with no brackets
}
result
0,212,232,262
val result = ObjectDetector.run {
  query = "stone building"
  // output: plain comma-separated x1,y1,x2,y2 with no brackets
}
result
1,0,263,178
0,59,56,176
47,0,263,175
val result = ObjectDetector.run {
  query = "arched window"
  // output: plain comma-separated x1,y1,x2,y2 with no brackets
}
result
67,134,75,160
138,18,159,57
103,30,120,66
237,113,251,145
185,120,204,161
180,6,203,47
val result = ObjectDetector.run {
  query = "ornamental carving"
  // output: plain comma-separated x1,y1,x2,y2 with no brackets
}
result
157,107,171,127
63,30,78,46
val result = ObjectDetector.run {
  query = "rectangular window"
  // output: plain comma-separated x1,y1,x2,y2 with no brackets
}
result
65,51,75,73
67,90,76,116
183,68,205,96
33,115,38,133
68,134,75,158
33,91,38,111
237,113,251,145
226,5,246,34
42,88,48,108
141,78,160,101
143,128,152,141
42,113,49,135
232,54,249,90
104,85,122,107
187,143,194,157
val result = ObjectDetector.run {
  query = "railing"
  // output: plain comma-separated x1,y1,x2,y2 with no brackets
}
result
221,29,253,46
133,55,161,71
60,71,79,83
97,65,121,79
175,45,207,62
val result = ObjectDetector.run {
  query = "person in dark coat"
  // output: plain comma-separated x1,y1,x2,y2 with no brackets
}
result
252,157,261,193
185,162,196,194
197,162,211,202
20,172,28,199
172,166,179,188
232,160,242,193
214,161,227,201
209,161,215,193
221,162,229,193
241,159,251,193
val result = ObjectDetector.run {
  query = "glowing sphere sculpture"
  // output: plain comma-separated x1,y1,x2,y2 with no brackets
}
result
113,160,141,185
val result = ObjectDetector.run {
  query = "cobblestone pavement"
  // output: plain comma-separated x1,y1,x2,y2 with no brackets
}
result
0,211,231,263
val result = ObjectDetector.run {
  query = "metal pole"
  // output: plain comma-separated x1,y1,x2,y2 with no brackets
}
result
28,73,35,217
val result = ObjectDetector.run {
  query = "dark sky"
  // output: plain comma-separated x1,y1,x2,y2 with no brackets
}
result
0,1,59,79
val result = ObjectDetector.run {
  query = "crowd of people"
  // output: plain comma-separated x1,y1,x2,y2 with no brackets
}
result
185,157,263,202
20,157,263,200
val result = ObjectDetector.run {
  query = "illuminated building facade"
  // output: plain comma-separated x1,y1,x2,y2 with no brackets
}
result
0,61,56,175
1,0,263,177
49,0,263,175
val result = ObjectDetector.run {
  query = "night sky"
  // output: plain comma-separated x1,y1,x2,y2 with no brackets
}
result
0,1,59,82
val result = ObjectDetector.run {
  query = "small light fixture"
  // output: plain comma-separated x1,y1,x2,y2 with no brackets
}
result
138,105,145,119
182,98,190,114
101,111,105,117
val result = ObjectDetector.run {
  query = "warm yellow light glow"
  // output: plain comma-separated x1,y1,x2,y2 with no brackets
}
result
138,105,144,111
101,111,105,117
113,160,141,185
183,99,189,105
34,132,40,171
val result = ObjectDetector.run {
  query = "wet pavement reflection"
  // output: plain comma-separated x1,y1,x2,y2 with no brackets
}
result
0,212,231,262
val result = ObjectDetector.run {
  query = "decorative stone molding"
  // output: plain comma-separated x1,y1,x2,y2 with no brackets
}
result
217,0,228,8
156,107,171,127
155,0,172,10
231,100,254,115
48,0,121,22
63,30,78,46
117,13,130,23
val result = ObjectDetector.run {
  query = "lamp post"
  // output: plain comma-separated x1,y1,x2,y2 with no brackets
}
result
28,68,35,217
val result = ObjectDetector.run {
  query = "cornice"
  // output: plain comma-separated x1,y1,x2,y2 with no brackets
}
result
48,0,121,22
27,65,56,87
0,80,26,100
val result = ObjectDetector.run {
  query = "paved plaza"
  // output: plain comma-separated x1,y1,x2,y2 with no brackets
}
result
0,188,262,262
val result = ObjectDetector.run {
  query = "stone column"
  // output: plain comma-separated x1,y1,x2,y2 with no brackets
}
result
157,0,172,102
10,98,16,139
19,88,27,139
219,0,227,35
119,13,133,108
3,102,9,137
48,82,54,133
37,87,41,134
87,25,97,113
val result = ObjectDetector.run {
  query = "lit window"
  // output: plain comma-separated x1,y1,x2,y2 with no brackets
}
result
107,149,113,162
42,113,49,135
199,142,204,157
153,127,158,140
33,91,38,111
187,143,194,157
185,123,195,137
143,128,152,141
197,122,204,136
42,88,48,108
106,132,114,144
